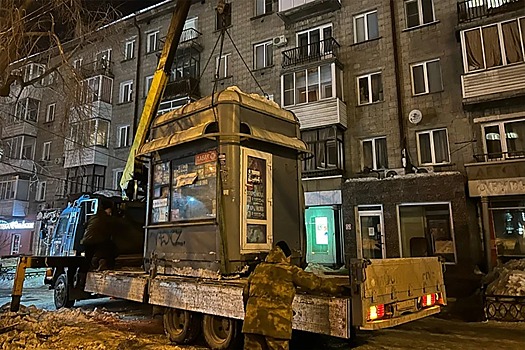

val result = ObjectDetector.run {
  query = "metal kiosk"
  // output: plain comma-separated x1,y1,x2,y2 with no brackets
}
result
139,87,307,277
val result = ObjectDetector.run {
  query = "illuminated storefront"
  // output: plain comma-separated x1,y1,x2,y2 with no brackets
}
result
0,220,35,256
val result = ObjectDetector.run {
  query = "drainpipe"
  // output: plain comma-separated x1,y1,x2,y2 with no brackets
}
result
481,197,493,271
132,17,142,136
389,0,410,170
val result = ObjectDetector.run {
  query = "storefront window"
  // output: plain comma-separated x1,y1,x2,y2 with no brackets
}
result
151,150,217,224
490,199,525,256
398,203,456,263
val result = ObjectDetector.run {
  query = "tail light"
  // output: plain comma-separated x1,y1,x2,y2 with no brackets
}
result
420,293,437,308
45,268,53,278
436,293,445,305
367,304,385,321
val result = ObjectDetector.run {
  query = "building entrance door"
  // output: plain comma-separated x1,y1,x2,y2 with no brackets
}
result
357,206,385,259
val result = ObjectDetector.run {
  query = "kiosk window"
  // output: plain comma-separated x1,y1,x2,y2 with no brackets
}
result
152,162,170,223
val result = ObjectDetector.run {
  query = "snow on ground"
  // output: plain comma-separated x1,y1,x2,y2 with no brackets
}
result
0,303,202,350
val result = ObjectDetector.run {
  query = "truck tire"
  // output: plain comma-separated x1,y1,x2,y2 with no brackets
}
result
202,315,240,350
163,308,201,344
54,274,75,309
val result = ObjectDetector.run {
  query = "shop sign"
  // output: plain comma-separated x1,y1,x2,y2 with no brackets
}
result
0,221,35,230
469,177,525,197
195,150,217,165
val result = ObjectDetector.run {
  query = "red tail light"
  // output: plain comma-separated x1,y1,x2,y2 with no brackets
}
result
420,294,437,308
367,304,385,321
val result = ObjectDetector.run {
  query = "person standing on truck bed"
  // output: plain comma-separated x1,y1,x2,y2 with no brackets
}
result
80,200,117,271
242,241,343,350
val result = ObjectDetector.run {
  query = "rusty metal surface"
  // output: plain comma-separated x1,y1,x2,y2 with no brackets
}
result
149,275,351,338
85,271,148,303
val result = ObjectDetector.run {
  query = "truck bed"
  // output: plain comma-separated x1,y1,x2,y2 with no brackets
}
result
85,269,352,338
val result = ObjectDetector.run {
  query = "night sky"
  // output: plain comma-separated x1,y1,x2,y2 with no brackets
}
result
84,0,169,16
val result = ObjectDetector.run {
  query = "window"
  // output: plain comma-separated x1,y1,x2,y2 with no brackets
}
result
255,0,272,16
411,59,443,95
151,150,218,224
490,199,525,257
362,137,388,170
461,18,525,73
80,76,113,104
22,63,44,83
357,72,383,105
254,41,273,69
301,126,344,172
15,97,40,122
405,0,435,28
36,181,46,201
216,3,231,30
0,176,16,200
215,53,231,79
124,39,135,60
282,63,343,106
417,128,450,165
118,125,130,148
73,58,82,69
483,119,525,160
354,10,379,43
146,31,159,53
42,142,51,161
119,80,133,103
113,169,124,190
69,119,109,149
297,24,333,59
95,49,111,70
10,234,21,255
45,103,55,122
145,76,154,97
181,18,199,42
398,203,456,263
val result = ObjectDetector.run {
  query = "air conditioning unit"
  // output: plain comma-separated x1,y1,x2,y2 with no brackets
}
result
415,166,434,174
273,35,287,47
54,157,64,166
383,168,406,178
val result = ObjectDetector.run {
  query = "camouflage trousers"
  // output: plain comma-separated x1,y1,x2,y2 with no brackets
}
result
244,333,289,350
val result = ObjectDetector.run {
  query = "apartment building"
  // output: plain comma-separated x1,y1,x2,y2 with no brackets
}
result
2,0,524,293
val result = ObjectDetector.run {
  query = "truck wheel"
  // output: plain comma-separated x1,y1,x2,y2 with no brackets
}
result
54,274,75,309
202,315,240,350
163,308,201,344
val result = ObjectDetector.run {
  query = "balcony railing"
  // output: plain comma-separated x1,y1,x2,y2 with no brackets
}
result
457,0,523,23
180,28,201,44
78,59,113,79
163,77,200,99
282,38,340,68
473,151,525,162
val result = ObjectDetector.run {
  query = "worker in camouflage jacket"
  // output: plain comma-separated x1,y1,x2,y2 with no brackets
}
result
242,241,343,350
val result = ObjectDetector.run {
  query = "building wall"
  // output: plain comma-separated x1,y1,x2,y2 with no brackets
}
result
0,230,34,257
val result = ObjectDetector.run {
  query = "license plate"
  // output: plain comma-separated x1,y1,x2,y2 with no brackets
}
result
396,299,416,311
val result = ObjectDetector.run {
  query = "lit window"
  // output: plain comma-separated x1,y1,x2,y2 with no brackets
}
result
119,80,133,103
357,72,383,105
301,126,344,172
411,59,443,95
417,128,450,165
405,0,435,28
362,137,388,170
354,10,379,43
10,234,21,255
254,41,273,69
146,31,160,53
482,119,525,161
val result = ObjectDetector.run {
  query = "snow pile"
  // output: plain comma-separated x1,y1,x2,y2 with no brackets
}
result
0,303,188,349
485,259,525,296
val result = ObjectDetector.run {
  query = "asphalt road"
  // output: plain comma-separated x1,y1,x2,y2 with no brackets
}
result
1,284,524,350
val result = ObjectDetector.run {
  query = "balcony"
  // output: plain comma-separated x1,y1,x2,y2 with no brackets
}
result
0,199,29,217
1,121,37,138
163,77,200,100
457,0,523,23
286,98,347,129
64,146,109,169
78,59,113,79
278,0,341,23
179,28,203,52
69,100,112,123
282,38,340,68
0,160,34,176
461,63,525,103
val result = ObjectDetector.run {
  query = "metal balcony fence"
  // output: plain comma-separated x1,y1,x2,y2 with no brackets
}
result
282,37,340,68
457,0,523,23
